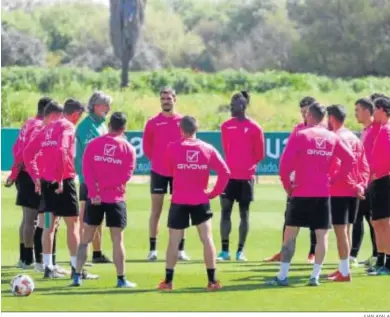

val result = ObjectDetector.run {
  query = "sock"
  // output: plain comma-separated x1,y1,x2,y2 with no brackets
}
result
178,239,185,251
71,256,77,269
150,238,157,251
165,269,174,283
310,264,322,279
93,251,102,259
376,253,385,267
207,268,216,283
117,275,125,282
237,244,244,253
20,243,25,262
222,240,229,252
34,227,43,264
24,247,34,265
386,254,390,270
52,229,57,266
339,259,350,277
277,262,290,280
43,253,53,269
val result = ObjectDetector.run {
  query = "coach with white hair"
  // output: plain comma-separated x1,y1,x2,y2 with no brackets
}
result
75,91,113,267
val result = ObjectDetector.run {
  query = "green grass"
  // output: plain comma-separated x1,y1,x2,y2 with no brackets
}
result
1,183,388,312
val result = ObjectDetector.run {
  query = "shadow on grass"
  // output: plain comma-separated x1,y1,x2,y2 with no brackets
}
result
242,262,337,267
40,288,156,296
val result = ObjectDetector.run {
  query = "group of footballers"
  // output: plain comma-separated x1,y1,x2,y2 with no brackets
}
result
5,87,390,290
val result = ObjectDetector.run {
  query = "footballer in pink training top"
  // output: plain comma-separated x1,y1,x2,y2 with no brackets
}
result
326,104,369,282
265,96,318,264
367,97,390,276
5,97,52,268
71,112,137,288
157,116,230,291
143,87,189,261
267,103,355,287
218,91,265,262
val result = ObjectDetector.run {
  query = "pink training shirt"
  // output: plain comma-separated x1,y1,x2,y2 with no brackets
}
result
330,127,369,197
82,133,136,203
24,118,76,183
370,122,390,181
361,122,381,166
10,117,42,180
221,117,265,180
280,125,355,197
164,137,230,205
143,113,182,176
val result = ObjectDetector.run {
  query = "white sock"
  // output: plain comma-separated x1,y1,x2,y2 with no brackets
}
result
339,259,350,277
71,256,77,269
310,263,322,279
277,262,290,280
43,254,53,269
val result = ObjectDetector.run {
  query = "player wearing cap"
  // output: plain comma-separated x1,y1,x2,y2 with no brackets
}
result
326,104,369,282
157,116,230,291
217,91,265,262
367,97,390,276
350,98,380,268
143,87,189,261
75,91,112,265
71,112,137,288
264,96,318,263
266,103,354,287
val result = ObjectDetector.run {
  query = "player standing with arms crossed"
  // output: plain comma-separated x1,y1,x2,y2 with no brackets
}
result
157,116,230,291
264,97,318,263
326,104,369,282
71,112,137,287
75,91,112,264
267,103,354,286
350,98,379,267
367,97,390,276
217,91,265,262
143,87,189,261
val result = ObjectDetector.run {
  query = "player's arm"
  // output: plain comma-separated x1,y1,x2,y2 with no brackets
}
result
23,131,42,182
279,133,299,195
142,120,153,160
55,126,74,184
8,125,28,183
331,138,355,184
82,141,99,199
163,143,174,177
355,142,370,192
253,125,265,163
221,124,228,156
370,127,390,181
207,148,231,200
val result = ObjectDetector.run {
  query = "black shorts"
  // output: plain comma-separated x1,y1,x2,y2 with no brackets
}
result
220,179,254,203
371,176,390,221
79,183,88,202
41,179,79,217
84,201,127,228
356,187,372,219
168,203,213,230
331,197,359,225
285,197,331,230
15,170,41,209
150,171,173,195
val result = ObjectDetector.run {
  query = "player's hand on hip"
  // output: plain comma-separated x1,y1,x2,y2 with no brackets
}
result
91,196,102,205
357,186,365,200
34,179,41,194
54,181,63,194
4,177,14,188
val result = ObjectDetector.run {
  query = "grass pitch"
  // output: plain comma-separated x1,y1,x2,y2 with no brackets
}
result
1,183,389,312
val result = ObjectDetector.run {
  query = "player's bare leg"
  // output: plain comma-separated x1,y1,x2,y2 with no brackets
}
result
197,219,221,290
42,214,62,278
17,213,25,268
148,194,164,260
328,225,351,281
308,229,329,285
218,197,233,261
22,207,38,268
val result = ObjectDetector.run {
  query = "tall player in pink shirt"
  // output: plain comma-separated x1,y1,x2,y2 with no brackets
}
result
350,98,379,268
267,103,355,287
143,87,189,261
367,97,390,276
264,96,318,264
217,91,265,262
5,97,53,269
326,104,369,282
157,116,230,291
71,112,137,288
24,99,92,279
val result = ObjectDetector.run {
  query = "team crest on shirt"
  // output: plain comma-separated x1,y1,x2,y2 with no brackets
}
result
177,150,207,170
104,144,116,156
45,128,53,140
315,137,326,149
186,150,199,163
41,128,57,147
94,144,122,164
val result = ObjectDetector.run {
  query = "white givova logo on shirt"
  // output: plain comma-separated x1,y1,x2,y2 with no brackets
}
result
41,128,58,147
94,144,122,164
307,137,332,156
177,150,207,170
